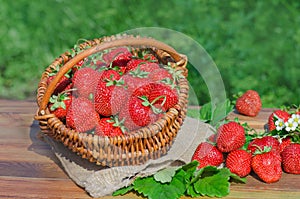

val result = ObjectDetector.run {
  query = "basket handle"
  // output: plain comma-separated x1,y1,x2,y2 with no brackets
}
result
38,36,187,115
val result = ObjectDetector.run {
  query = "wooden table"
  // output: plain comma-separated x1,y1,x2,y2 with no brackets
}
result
1,99,299,199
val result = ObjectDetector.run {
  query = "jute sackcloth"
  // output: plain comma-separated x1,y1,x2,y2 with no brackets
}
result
44,117,215,198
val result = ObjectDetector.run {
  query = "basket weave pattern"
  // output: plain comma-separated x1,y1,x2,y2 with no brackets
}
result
35,34,189,167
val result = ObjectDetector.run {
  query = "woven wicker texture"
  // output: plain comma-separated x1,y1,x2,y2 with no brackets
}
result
35,34,189,167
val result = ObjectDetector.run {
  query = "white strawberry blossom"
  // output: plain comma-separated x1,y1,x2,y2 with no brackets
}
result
275,118,285,131
285,117,298,132
291,114,300,125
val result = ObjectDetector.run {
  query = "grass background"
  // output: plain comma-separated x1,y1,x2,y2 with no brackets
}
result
1,0,299,107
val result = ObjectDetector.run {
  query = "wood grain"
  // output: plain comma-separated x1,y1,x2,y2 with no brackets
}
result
0,99,299,199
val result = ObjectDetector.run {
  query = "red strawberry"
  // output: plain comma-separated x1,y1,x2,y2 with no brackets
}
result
95,117,124,137
72,67,101,99
281,143,300,174
191,142,224,169
235,90,262,117
121,69,153,96
47,74,72,95
49,92,72,120
120,95,161,130
251,150,282,183
148,68,173,83
139,62,161,72
226,149,252,177
129,96,161,127
102,47,132,65
247,136,280,154
148,83,179,111
216,121,246,153
279,137,292,153
142,53,158,62
94,70,127,116
125,59,147,72
268,110,290,131
66,97,98,133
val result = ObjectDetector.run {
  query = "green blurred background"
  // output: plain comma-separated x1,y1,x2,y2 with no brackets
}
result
1,0,299,107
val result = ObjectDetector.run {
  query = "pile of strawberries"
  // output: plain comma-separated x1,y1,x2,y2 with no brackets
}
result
47,47,182,136
192,90,300,183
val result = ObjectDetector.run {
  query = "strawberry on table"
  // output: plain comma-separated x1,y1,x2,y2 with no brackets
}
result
235,90,262,117
279,137,292,153
247,136,280,155
281,143,300,174
66,97,98,133
226,149,252,177
268,110,290,131
191,142,224,169
251,150,282,183
216,121,246,153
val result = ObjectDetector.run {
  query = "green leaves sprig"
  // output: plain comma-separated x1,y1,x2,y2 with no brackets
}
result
113,161,246,199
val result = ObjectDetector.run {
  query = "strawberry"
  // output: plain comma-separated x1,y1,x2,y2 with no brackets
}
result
66,97,98,133
102,47,132,67
216,121,246,153
47,74,72,95
95,117,124,137
125,59,147,72
148,83,179,111
94,70,127,116
247,136,280,154
281,143,300,174
268,110,290,131
148,68,174,83
226,149,252,177
235,90,262,117
72,67,101,99
279,137,292,153
191,142,224,169
49,91,72,120
251,150,282,183
121,68,153,96
128,95,161,128
139,62,161,72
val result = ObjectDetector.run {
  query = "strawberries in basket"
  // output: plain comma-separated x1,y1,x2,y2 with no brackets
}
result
46,47,182,136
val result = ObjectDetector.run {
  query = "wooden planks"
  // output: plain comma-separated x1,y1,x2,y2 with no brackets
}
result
0,99,299,199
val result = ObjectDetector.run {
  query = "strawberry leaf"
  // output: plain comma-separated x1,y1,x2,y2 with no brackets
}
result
154,167,178,183
199,98,233,127
193,171,230,197
133,169,186,199
112,185,134,196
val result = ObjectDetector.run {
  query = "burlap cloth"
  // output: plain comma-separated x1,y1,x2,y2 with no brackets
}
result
44,117,215,198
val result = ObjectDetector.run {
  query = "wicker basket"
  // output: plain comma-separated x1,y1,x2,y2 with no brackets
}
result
34,34,189,167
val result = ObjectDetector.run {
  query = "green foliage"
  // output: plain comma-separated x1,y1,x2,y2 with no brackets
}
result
1,0,299,107
113,161,246,199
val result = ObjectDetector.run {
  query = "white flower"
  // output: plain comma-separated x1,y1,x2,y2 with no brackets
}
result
275,118,285,131
285,118,298,132
291,114,300,125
